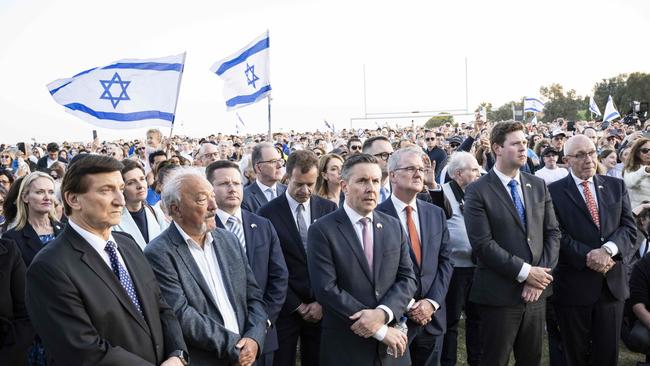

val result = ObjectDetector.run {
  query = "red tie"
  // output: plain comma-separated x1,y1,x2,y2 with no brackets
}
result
580,181,600,229
405,206,422,266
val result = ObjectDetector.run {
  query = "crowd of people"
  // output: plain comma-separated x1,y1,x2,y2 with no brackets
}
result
0,116,649,366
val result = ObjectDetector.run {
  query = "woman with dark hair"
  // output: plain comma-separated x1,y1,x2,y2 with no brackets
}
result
314,153,344,206
598,149,622,178
1,176,23,233
113,160,167,250
0,170,13,193
624,137,650,208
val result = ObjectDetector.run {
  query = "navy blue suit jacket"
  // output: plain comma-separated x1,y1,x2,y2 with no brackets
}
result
241,182,287,213
376,198,453,336
548,174,636,306
257,194,337,315
215,210,288,354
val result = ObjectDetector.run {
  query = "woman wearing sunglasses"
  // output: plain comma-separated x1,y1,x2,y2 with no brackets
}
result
624,137,650,209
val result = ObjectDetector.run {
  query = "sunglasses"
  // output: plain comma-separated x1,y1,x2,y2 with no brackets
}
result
350,145,362,150
0,155,10,159
425,137,436,141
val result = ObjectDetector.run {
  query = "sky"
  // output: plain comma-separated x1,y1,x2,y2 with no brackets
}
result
0,0,649,143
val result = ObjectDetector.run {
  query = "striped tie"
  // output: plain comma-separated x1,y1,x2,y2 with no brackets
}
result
227,216,246,252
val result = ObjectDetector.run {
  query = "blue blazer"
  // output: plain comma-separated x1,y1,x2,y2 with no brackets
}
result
376,198,453,336
241,182,287,213
257,194,337,315
215,210,288,354
548,173,636,306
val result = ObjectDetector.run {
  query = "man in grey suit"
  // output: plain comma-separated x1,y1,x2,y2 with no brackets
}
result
242,142,287,212
463,121,561,366
307,154,418,365
144,168,268,366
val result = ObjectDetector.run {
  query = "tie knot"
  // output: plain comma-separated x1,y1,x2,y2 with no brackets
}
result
581,180,589,188
227,216,238,225
508,179,518,188
359,217,370,227
105,240,117,251
405,205,413,214
297,203,304,213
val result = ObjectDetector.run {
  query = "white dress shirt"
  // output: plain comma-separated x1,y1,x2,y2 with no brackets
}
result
343,202,392,341
256,180,278,201
390,195,440,311
216,208,246,248
68,219,127,271
492,168,531,283
286,192,311,230
174,222,240,334
569,172,618,256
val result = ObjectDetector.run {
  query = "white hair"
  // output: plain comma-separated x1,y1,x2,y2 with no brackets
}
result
161,167,208,211
387,146,425,172
446,151,477,178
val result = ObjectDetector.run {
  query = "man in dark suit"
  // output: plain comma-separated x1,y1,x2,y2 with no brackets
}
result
307,153,417,365
242,142,287,212
376,147,453,366
257,150,337,366
145,169,268,366
207,160,289,366
464,121,561,366
362,136,394,203
25,155,188,366
548,135,636,366
36,142,66,172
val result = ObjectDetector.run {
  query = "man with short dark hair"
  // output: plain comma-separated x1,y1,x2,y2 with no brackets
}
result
26,154,189,366
257,150,337,366
464,121,561,366
242,142,287,212
347,137,363,156
362,136,394,203
423,131,447,181
207,160,289,366
36,142,66,172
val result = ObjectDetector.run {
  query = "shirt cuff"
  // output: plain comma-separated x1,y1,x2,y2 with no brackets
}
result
377,305,394,324
425,299,440,311
372,324,388,341
602,241,619,256
517,263,531,283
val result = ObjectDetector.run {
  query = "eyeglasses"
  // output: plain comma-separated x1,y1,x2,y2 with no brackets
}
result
640,148,650,154
257,158,285,167
393,166,425,175
0,155,10,159
350,145,362,150
373,152,392,161
425,137,436,141
566,150,597,161
449,143,460,148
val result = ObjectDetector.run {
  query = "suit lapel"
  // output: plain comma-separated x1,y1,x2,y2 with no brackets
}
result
23,224,44,259
487,171,526,232
277,195,306,259
241,212,256,266
415,200,428,268
563,174,599,230
211,231,239,318
372,214,385,284
520,174,535,232
67,227,150,334
593,175,606,232
116,241,155,336
251,183,269,207
335,209,373,284
380,199,421,271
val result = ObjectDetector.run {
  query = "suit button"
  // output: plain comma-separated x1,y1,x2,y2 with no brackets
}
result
155,344,160,350
375,290,380,297
527,238,531,242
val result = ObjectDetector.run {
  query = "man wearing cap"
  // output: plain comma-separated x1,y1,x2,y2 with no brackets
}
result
550,130,567,166
535,147,569,185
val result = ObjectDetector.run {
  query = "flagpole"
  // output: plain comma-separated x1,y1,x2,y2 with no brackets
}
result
267,95,272,141
166,52,186,153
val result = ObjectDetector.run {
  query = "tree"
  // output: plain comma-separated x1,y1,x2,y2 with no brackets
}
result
425,113,454,128
488,101,519,122
539,83,585,122
592,74,627,115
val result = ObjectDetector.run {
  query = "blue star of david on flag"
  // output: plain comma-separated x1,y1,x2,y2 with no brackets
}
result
100,72,131,108
245,63,259,89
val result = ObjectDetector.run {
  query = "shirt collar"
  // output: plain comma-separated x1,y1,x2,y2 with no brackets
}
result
68,218,118,251
493,166,521,186
390,194,417,214
570,171,594,186
173,221,213,249
285,191,311,213
216,208,242,226
256,180,276,193
343,201,373,225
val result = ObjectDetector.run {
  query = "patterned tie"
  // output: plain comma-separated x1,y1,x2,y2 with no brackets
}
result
359,218,373,273
507,179,526,227
266,187,276,201
104,241,143,315
405,206,422,266
295,204,308,250
227,216,246,252
580,181,600,229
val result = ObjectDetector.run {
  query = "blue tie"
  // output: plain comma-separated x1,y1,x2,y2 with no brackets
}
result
507,179,526,227
380,187,389,202
104,241,143,315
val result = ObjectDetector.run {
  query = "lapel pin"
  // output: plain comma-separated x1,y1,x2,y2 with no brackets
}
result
250,223,257,229
525,183,532,188
598,185,604,189
377,223,383,229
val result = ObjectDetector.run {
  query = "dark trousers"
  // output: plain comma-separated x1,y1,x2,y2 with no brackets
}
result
441,267,481,366
255,351,274,366
546,296,567,366
273,312,320,366
409,326,443,366
479,299,545,366
554,284,624,366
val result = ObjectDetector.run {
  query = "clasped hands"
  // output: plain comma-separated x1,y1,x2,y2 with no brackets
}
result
233,337,258,366
522,266,552,303
297,302,322,323
586,248,615,274
349,309,407,358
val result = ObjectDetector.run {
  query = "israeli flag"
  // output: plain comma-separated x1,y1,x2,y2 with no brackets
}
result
235,112,246,134
210,31,271,110
589,96,602,117
47,53,185,129
531,115,538,125
524,97,545,113
603,95,620,122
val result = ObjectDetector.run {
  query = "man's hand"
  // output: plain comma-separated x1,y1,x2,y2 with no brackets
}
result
407,300,434,325
301,302,323,323
382,327,408,358
521,284,543,303
586,248,613,273
349,309,386,338
525,267,553,290
160,357,184,366
236,337,259,366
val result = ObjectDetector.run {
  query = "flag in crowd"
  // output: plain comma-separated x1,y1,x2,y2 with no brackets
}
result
603,95,620,122
523,97,545,113
235,112,246,134
324,119,335,132
531,115,538,125
589,95,602,116
210,30,271,110
47,53,186,129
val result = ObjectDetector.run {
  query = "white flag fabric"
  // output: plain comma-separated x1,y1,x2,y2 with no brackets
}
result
47,53,185,129
589,96,602,116
531,115,538,125
524,97,545,113
603,95,620,122
210,31,271,110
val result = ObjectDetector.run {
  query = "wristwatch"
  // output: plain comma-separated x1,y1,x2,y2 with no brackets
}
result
602,245,613,257
168,350,189,366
